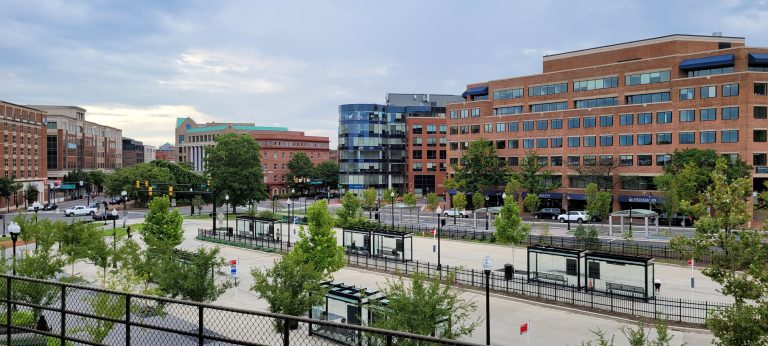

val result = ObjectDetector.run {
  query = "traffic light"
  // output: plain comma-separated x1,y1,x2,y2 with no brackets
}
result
148,186,153,196
168,186,173,196
135,180,140,188
206,180,211,189
145,181,149,188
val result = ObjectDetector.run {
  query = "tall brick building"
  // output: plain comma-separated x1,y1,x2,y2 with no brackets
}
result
175,117,330,197
0,101,48,207
446,34,768,211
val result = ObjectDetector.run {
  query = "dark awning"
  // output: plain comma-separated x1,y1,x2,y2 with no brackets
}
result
617,195,664,204
465,86,488,96
748,53,768,66
679,54,734,70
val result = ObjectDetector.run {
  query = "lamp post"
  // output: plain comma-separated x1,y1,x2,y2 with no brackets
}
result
482,255,493,345
390,191,395,229
566,193,571,231
435,206,443,271
629,197,634,233
377,193,382,227
648,193,653,211
286,198,292,245
189,188,194,216
121,190,127,227
225,194,230,233
79,180,83,201
9,222,20,276
484,195,489,231
112,208,118,268
111,208,118,230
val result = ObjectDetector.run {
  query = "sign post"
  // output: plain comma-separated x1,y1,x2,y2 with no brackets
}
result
688,258,695,299
520,321,530,345
230,259,238,301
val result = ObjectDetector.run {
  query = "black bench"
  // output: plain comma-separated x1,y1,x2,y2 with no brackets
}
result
535,272,567,285
606,282,646,296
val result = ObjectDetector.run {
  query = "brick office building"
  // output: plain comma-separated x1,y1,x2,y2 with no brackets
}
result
155,143,176,162
405,114,449,196
122,138,145,167
0,101,48,208
175,117,330,197
446,34,768,211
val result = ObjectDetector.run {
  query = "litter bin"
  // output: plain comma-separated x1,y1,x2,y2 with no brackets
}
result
504,263,514,280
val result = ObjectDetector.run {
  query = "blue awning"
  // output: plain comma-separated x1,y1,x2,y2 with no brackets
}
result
618,195,664,204
679,54,734,70
465,86,488,96
566,194,586,201
538,192,563,199
749,53,768,65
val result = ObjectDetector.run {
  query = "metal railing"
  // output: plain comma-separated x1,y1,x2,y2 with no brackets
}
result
197,228,293,253
344,253,729,326
0,275,480,345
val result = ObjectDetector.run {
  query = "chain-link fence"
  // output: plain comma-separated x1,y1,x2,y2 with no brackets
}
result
0,275,481,345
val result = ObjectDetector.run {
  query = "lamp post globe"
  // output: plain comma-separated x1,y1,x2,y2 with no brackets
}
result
482,255,493,345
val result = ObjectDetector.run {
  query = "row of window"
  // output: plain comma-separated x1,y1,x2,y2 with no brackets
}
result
412,150,447,160
625,92,671,105
574,97,618,109
496,130,742,150
573,77,619,92
529,83,568,96
450,154,672,168
625,70,671,86
411,125,447,134
412,162,446,172
412,137,446,146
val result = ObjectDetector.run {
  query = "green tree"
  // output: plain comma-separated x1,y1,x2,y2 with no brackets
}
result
654,163,702,229
314,161,339,191
87,170,107,194
448,139,506,194
666,148,751,184
472,192,485,211
205,133,267,213
403,192,417,214
24,184,39,205
425,192,439,212
362,188,378,218
156,247,232,302
250,251,326,331
286,152,315,195
514,151,559,195
573,225,600,250
88,235,114,287
371,272,479,341
191,195,204,215
336,191,362,226
293,200,345,277
494,183,531,269
0,177,16,213
585,183,612,230
382,188,398,206
524,193,540,214
104,163,173,204
452,192,467,211
140,196,184,251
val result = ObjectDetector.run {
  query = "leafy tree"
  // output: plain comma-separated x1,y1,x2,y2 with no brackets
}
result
336,191,362,226
371,272,479,340
0,177,15,213
293,200,345,277
654,163,704,229
191,195,204,215
448,139,506,194
666,148,751,184
382,188,398,206
494,183,531,269
573,225,600,250
156,247,232,302
140,196,184,251
583,321,680,346
425,192,439,212
524,193,540,214
287,153,315,194
570,157,621,192
24,184,39,204
403,192,417,214
88,235,114,287
585,183,612,230
82,290,126,343
104,163,173,204
670,158,766,344
514,151,559,195
87,170,107,194
362,188,378,218
472,192,485,211
250,251,326,332
452,192,467,211
314,161,339,191
205,133,267,213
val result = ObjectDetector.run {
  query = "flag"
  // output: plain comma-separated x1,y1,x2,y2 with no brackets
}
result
520,323,528,335
430,229,436,236
229,259,237,265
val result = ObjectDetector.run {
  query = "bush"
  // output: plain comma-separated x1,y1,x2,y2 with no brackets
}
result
256,210,279,220
7,310,35,326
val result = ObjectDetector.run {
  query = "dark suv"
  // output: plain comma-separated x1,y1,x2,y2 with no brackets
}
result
533,208,562,220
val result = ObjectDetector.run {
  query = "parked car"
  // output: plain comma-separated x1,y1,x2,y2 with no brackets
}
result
363,204,379,211
443,208,471,218
108,197,127,205
656,213,695,227
557,211,591,223
533,208,562,220
93,212,119,221
314,193,328,200
26,202,43,211
64,205,98,217
42,203,58,211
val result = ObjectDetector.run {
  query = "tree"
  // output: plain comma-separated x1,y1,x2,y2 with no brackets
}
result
382,188,398,206
250,251,326,332
286,153,315,195
87,170,107,194
425,193,439,212
670,158,766,344
371,272,479,340
448,139,506,194
362,188,378,218
667,148,751,184
293,200,346,277
140,196,184,251
0,177,15,212
156,247,232,303
472,192,485,211
205,133,267,213
494,183,531,269
192,195,204,215
523,193,540,214
336,191,362,226
104,163,173,204
403,192,417,214
24,184,39,204
573,225,600,250
570,156,622,192
314,161,339,191
514,151,559,195
585,183,612,230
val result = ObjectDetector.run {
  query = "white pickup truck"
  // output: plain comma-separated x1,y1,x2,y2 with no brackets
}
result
64,205,98,217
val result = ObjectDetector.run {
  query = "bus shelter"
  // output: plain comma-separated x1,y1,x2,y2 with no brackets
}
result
235,216,278,240
343,228,413,262
309,281,388,345
584,252,655,300
608,209,659,237
527,245,586,288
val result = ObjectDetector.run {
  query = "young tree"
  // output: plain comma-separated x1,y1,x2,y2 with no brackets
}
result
314,161,339,191
286,153,315,195
514,151,559,195
382,188,398,206
425,192,439,212
140,196,184,251
449,139,506,194
336,191,362,226
372,272,479,340
494,183,531,269
362,188,378,218
25,184,39,205
87,170,107,194
451,193,467,224
293,200,345,277
205,133,267,213
403,192,417,215
0,177,16,213
584,183,612,230
156,247,232,303
192,195,204,215
472,192,485,211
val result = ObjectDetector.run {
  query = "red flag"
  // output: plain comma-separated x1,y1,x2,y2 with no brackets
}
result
687,259,694,266
430,229,436,235
520,323,528,335
229,259,237,265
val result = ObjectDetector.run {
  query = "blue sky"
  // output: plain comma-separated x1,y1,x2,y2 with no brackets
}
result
1,0,767,147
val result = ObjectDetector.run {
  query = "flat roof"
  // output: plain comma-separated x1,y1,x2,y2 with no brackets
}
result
544,34,744,61
0,101,46,112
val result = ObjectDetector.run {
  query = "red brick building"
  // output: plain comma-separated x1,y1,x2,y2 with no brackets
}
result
155,143,176,162
446,34,768,211
406,116,448,195
0,101,48,208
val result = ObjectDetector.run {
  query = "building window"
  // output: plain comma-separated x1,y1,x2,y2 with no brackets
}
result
538,156,548,166
495,141,505,150
536,138,548,148
471,108,480,117
523,139,534,149
637,134,652,145
568,156,580,166
508,139,519,149
679,88,695,100
600,135,613,146
568,117,580,129
700,86,717,99
427,137,437,146
625,70,670,86
722,130,739,143
573,76,618,92
493,88,523,100
412,125,422,134
583,155,596,166
723,83,739,97
638,155,652,166
551,137,563,148
537,120,548,130
700,108,717,121
599,115,613,127
484,124,493,133
679,132,695,144
687,66,734,77
551,119,563,129
426,125,436,134
567,137,580,147
412,150,422,159
460,109,468,118
584,136,596,147
414,137,423,145
679,110,695,122
413,163,422,171
439,125,446,134
755,106,767,119
619,155,633,166
530,102,568,112
449,126,458,135
523,121,534,131
450,110,458,119
754,130,767,143
656,111,672,124
722,107,739,120
656,154,671,167
508,157,519,166
470,125,480,134
619,134,633,146
551,156,563,166
619,114,633,126
574,97,618,109
700,131,716,144
496,123,506,132
494,106,523,116
583,117,596,128
529,83,568,96
626,92,670,105
656,133,672,145
756,83,768,96
755,153,767,166
508,122,519,132
638,113,652,125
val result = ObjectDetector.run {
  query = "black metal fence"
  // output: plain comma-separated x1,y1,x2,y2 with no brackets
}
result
0,275,480,346
197,228,293,253
344,253,729,326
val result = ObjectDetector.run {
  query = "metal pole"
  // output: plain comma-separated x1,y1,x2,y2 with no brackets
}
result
391,195,394,228
629,199,633,233
112,226,117,268
485,269,491,345
437,213,442,271
11,237,16,276
226,202,229,232
567,195,571,231
287,203,291,245
212,190,217,234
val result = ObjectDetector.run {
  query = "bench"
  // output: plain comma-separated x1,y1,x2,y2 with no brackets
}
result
606,282,646,296
377,248,400,260
534,272,567,285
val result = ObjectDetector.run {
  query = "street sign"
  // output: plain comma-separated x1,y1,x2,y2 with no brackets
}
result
217,213,225,225
520,323,528,335
171,199,177,207
229,259,237,277
60,183,76,190
687,259,694,266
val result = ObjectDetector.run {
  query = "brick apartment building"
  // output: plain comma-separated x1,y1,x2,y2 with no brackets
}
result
155,143,176,162
0,101,48,208
446,34,768,211
175,117,331,197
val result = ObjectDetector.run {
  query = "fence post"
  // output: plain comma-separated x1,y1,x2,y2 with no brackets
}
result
198,305,204,346
654,298,657,320
283,317,290,346
471,269,474,286
6,276,11,345
705,301,708,322
386,334,393,346
590,289,594,309
125,294,131,346
60,285,67,345
679,298,682,322
610,292,614,312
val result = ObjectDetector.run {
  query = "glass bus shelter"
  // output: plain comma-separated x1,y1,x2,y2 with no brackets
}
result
585,252,655,300
343,228,413,262
527,245,586,288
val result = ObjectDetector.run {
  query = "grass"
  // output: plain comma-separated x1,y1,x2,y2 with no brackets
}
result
195,236,282,253
98,223,144,237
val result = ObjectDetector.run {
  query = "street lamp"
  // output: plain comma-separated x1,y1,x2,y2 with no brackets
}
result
484,195,489,231
189,188,194,216
79,180,84,202
225,194,230,233
111,208,118,267
377,193,382,227
482,255,493,345
435,206,443,271
121,190,127,227
8,222,20,276
286,198,292,245
566,194,571,231
111,208,118,230
390,191,395,229
648,193,653,211
502,192,507,204
629,197,634,233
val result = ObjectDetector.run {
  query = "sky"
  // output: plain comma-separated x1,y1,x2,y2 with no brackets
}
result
1,0,767,148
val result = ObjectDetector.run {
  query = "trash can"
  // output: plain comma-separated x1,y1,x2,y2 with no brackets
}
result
504,263,514,280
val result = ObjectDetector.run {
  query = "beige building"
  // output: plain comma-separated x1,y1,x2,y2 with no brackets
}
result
144,145,157,162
